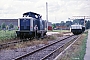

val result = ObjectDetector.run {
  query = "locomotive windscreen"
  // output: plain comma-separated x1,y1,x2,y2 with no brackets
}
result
20,19,30,31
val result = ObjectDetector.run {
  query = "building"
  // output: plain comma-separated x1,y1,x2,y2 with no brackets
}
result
0,19,18,26
56,26,69,30
48,22,52,30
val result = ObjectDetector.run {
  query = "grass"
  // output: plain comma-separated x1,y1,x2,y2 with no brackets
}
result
72,32,88,60
0,30,16,41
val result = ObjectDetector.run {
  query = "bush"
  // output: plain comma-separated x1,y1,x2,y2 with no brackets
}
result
1,22,6,29
9,23,14,29
0,30,16,41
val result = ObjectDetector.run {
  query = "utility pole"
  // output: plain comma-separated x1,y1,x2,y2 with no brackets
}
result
46,2,48,31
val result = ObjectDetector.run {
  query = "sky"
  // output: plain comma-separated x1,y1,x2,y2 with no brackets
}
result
0,0,90,23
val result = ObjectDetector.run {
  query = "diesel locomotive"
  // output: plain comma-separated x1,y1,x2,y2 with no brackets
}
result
16,12,47,39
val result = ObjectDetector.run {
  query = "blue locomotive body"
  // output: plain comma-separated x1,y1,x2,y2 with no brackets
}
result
16,12,47,39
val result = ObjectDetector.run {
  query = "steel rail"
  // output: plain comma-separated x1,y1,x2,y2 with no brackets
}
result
0,39,27,49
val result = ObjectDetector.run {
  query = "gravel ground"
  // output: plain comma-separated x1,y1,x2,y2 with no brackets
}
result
0,35,68,60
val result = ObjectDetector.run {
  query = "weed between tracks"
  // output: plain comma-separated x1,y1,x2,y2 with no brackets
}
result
59,32,88,60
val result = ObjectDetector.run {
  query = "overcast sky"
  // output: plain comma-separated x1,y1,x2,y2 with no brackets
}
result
0,0,90,23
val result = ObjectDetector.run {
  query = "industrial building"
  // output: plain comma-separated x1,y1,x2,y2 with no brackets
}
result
0,19,18,26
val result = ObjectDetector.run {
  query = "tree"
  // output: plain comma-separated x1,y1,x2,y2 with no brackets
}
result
9,23,14,29
85,20,90,29
60,21,65,26
65,21,72,27
0,26,1,30
1,22,6,29
52,23,56,29
56,23,60,26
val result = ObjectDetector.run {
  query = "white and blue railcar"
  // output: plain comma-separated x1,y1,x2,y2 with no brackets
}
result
71,24,85,35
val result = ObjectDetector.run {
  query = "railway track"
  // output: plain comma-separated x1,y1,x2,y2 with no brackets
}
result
13,35,79,60
0,39,28,49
